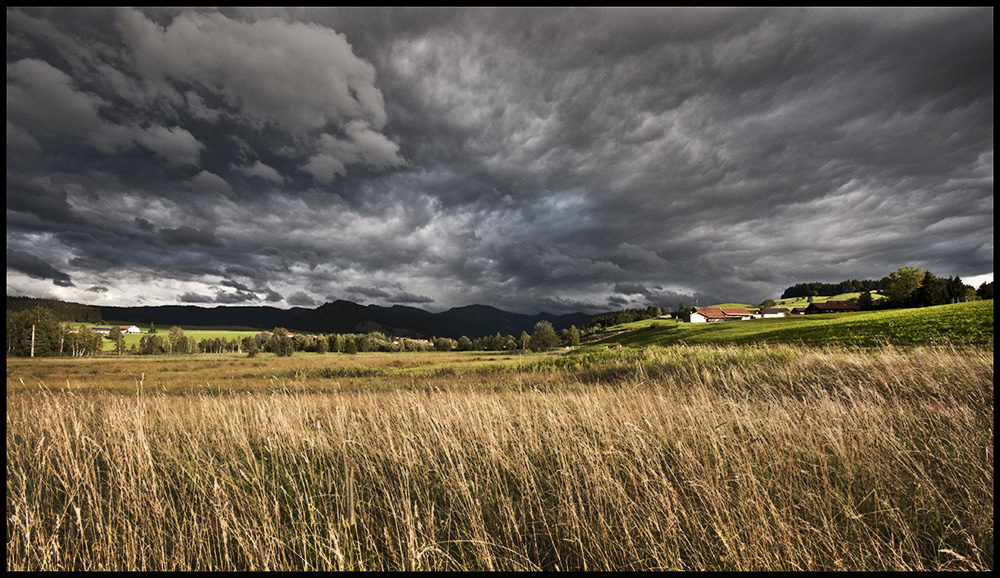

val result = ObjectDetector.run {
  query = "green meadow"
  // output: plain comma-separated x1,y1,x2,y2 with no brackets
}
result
595,300,992,348
91,327,264,352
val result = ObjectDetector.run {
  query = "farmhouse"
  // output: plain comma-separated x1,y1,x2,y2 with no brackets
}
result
92,327,112,334
119,325,141,334
686,307,727,323
720,308,754,321
804,300,860,314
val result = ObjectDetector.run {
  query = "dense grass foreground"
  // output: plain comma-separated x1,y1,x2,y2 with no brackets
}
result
6,344,993,571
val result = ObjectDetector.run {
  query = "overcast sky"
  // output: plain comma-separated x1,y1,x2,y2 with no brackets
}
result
7,7,994,314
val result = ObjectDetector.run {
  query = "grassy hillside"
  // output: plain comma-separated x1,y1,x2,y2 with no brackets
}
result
711,292,888,311
595,300,993,348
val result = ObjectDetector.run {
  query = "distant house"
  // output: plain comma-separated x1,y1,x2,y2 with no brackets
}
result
804,300,860,314
790,307,808,315
119,325,141,334
92,326,112,334
720,308,754,321
687,307,727,323
759,307,789,318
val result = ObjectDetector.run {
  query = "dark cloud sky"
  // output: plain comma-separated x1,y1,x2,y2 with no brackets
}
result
7,7,993,314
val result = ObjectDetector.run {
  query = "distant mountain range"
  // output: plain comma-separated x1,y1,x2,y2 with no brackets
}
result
7,296,599,339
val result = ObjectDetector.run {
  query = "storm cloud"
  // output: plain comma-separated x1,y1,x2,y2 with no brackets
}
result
6,7,993,313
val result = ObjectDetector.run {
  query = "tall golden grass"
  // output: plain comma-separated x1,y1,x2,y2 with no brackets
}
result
6,344,993,570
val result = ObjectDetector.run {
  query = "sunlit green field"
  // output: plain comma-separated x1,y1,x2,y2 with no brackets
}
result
711,292,887,311
597,300,992,348
92,328,264,352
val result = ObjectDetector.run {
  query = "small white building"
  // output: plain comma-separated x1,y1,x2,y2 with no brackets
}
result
120,325,142,334
758,308,789,319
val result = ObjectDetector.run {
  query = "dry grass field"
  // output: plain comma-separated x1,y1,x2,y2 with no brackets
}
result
6,344,993,571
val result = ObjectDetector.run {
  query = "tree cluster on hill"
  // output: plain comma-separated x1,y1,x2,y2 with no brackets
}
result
782,269,986,310
7,307,103,357
586,307,665,331
781,280,882,299
878,267,979,309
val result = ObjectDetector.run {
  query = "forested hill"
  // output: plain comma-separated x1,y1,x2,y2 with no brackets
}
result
8,296,600,339
6,296,104,322
97,304,310,330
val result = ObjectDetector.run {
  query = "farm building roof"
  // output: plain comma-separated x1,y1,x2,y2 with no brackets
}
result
691,306,727,320
759,307,789,315
720,308,753,316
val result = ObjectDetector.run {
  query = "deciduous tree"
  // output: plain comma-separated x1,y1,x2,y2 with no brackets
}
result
528,321,560,352
885,266,926,307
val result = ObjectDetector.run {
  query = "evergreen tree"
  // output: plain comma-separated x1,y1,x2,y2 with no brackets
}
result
911,271,949,307
856,291,875,311
976,281,993,300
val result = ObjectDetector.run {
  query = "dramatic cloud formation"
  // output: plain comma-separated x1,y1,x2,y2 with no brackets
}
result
7,7,993,313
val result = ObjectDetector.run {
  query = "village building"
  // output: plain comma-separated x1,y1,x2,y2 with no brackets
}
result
720,308,754,321
686,306,727,323
119,325,142,334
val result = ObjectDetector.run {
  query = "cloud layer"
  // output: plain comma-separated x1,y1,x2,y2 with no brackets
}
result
7,7,993,313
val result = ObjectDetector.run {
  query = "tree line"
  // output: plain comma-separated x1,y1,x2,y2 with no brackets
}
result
7,307,104,357
586,306,666,331
780,279,883,299
6,311,581,358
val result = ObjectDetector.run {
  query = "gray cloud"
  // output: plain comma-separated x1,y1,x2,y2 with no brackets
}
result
7,249,75,287
178,291,215,303
6,8,993,313
160,226,224,247
615,283,651,296
347,286,391,298
387,291,434,305
287,291,319,307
